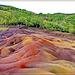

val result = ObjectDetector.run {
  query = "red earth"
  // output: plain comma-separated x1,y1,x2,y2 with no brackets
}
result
0,28,75,75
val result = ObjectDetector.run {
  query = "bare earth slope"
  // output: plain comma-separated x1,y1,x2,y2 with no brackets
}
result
0,28,75,75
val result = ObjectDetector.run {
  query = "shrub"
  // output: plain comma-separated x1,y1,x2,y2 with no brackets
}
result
69,28,74,33
71,30,75,35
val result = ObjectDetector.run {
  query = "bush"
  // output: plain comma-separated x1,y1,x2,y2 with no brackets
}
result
69,28,74,33
71,30,75,35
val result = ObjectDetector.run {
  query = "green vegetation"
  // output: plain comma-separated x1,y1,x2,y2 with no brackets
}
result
0,5,75,34
71,30,75,35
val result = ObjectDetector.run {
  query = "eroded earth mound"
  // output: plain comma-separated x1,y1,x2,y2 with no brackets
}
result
0,28,75,75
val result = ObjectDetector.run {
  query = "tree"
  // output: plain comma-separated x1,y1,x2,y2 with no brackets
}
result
18,16,27,26
29,16,43,28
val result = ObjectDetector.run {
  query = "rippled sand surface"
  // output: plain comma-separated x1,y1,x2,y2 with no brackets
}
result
0,28,75,75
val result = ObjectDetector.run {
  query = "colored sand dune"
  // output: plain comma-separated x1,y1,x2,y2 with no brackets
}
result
0,28,75,75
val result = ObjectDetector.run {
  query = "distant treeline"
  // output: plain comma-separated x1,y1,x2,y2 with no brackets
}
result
0,5,75,34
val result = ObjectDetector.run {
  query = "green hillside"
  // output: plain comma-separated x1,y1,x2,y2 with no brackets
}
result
0,5,75,34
